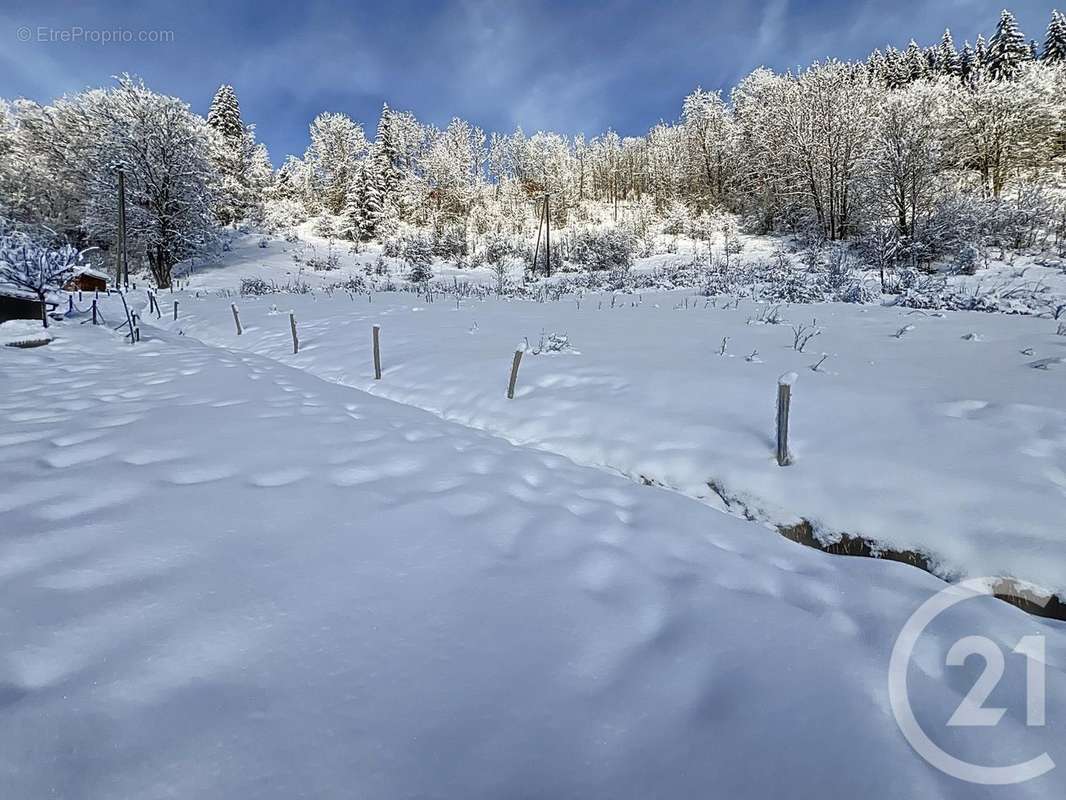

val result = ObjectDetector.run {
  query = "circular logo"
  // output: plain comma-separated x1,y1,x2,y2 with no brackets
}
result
16,26,32,42
888,577,1055,785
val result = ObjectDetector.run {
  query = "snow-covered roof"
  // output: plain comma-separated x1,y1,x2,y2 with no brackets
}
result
0,282,38,301
71,266,110,281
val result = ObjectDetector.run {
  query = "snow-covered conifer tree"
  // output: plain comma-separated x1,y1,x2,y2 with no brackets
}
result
987,9,1030,79
904,41,928,82
1044,10,1066,63
936,29,962,76
207,85,243,141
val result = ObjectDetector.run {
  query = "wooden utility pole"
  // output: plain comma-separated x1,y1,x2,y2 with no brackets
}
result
532,199,544,279
117,169,128,289
544,192,551,278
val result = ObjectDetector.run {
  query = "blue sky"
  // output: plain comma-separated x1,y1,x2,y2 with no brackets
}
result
0,1,1059,163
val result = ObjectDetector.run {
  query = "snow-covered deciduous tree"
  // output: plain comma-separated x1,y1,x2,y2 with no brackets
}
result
681,89,737,210
0,229,81,327
943,64,1060,197
863,81,945,242
15,77,219,288
82,78,219,288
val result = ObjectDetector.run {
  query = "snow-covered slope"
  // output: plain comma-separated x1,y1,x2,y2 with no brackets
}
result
2,321,1064,798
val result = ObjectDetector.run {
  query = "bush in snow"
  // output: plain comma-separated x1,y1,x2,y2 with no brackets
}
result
528,330,574,355
401,232,434,282
431,226,467,261
0,229,82,327
262,198,308,235
568,228,635,272
311,214,343,239
661,200,691,236
239,276,273,296
326,275,365,293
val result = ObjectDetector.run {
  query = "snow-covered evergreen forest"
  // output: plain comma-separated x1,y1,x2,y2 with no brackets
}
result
2,8,1066,306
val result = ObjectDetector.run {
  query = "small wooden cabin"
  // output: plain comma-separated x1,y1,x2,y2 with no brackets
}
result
66,267,108,293
0,288,55,324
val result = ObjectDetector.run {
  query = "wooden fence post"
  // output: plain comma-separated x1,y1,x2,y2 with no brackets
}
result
231,303,243,335
92,298,98,325
289,312,299,354
372,324,381,379
507,344,524,399
173,300,179,321
777,372,796,467
119,291,135,344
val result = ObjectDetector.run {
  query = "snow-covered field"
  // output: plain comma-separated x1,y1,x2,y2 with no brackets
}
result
2,309,1064,798
3,234,1066,797
163,233,1066,599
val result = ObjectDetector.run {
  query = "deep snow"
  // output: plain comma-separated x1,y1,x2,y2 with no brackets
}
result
2,318,1065,799
158,236,1066,599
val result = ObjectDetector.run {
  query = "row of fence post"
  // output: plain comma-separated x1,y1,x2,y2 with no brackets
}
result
222,309,796,467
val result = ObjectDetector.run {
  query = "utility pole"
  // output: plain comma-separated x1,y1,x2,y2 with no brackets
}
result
117,169,128,289
544,192,551,278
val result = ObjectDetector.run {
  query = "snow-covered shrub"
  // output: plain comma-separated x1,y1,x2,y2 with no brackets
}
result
402,233,434,282
306,241,340,271
262,198,308,234
661,200,691,236
327,275,365,293
688,212,717,243
528,330,574,355
311,214,343,239
432,227,467,261
721,218,744,264
951,244,982,275
482,232,519,266
568,229,635,272
239,276,273,296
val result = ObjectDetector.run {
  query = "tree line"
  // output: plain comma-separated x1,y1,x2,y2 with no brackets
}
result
1,8,1065,287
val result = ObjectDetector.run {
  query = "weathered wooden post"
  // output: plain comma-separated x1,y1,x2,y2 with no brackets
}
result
119,290,135,344
372,324,381,380
231,303,243,335
507,343,524,400
777,372,796,467
67,294,74,313
173,300,179,321
91,298,98,325
289,312,299,354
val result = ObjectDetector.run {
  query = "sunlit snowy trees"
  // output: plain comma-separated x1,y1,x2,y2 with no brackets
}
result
0,5,1063,286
